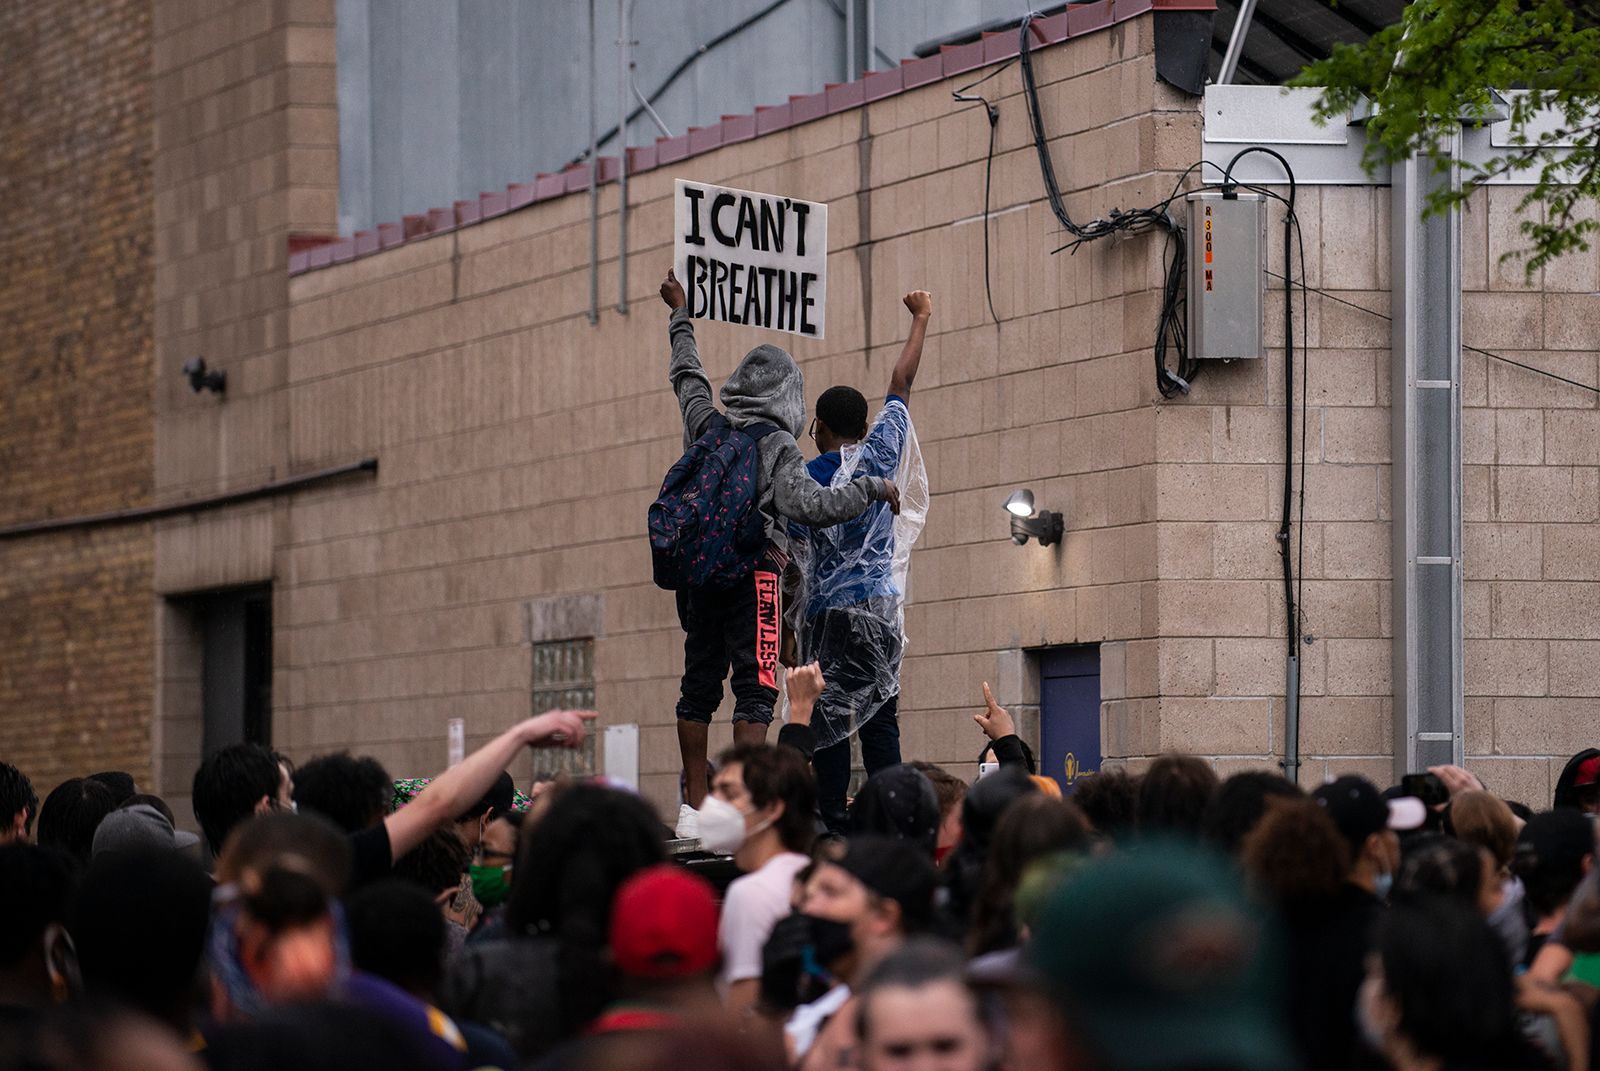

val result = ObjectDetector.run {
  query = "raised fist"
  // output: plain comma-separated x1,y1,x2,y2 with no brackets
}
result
661,268,686,310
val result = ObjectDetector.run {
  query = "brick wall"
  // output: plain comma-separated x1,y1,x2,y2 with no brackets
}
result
0,2,155,791
152,0,338,503
13,0,1590,823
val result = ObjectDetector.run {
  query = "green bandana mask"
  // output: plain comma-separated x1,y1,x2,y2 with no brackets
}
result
470,864,511,908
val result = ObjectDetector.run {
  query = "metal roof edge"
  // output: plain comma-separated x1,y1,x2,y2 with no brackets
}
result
289,0,1214,277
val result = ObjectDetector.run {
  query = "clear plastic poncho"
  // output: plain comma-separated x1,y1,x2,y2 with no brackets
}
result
782,405,928,750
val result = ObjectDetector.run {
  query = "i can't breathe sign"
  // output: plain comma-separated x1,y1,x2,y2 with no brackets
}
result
674,179,827,339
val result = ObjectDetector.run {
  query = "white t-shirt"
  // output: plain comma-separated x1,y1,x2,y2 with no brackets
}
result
785,983,852,1060
718,850,810,989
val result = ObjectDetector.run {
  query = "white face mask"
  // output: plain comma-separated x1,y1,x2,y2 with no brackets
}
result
698,795,752,855
977,762,1000,781
699,794,779,856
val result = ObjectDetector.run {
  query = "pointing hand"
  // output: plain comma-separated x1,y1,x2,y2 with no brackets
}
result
972,682,1015,742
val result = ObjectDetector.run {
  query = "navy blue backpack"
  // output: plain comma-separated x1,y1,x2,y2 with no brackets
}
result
649,413,780,590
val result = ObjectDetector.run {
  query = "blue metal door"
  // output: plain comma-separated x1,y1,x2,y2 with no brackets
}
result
1038,646,1101,795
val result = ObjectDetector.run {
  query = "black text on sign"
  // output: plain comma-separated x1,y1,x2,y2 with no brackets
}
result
673,179,828,339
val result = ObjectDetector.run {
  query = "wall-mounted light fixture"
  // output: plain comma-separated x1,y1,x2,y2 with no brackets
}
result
1004,488,1063,547
183,357,226,395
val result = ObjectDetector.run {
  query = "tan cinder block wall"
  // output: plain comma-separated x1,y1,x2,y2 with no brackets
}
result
150,0,338,801
1143,181,1600,801
0,2,156,792
274,18,1187,810
1138,185,1396,786
1460,187,1600,806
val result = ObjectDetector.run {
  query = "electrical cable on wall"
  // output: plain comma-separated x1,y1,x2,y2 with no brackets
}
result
1217,148,1307,782
571,0,896,168
1221,148,1299,649
1017,15,1195,397
993,14,1319,776
1191,167,1313,654
1267,271,1600,396
1011,10,1318,776
951,61,1014,325
1293,214,1311,650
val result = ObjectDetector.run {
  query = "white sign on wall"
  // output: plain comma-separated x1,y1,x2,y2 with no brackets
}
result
604,723,640,791
447,718,465,768
673,179,827,339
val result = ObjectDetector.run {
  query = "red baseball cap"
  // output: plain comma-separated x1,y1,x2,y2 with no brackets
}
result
1575,755,1600,788
609,865,720,979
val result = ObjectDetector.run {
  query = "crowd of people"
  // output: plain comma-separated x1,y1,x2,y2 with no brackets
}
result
6,280,1600,1070
4,686,1600,1071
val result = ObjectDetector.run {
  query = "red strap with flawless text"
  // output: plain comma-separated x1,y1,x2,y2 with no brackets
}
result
755,570,781,689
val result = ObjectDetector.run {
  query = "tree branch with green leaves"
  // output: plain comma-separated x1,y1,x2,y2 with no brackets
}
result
1293,0,1600,274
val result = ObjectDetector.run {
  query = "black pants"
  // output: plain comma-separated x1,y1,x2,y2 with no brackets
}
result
806,606,904,833
814,696,902,834
675,572,779,726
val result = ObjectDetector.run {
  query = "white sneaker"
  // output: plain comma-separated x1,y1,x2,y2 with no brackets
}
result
675,803,700,840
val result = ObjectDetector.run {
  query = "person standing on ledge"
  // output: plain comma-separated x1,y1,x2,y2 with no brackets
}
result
794,290,932,833
658,269,899,838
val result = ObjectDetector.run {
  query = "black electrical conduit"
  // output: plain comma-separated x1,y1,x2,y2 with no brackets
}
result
0,458,379,540
1017,13,1194,395
575,0,1018,169
1221,146,1302,784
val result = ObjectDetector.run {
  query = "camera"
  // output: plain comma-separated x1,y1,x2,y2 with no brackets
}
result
182,356,226,395
1400,772,1449,809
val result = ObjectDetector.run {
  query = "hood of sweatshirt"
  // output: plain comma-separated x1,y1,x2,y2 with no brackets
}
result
1555,748,1600,809
720,343,805,438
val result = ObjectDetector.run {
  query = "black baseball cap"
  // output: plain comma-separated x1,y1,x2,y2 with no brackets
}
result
1313,776,1425,848
823,835,937,931
1517,809,1596,873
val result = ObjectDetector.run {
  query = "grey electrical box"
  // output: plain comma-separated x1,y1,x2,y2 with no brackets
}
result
1186,191,1267,360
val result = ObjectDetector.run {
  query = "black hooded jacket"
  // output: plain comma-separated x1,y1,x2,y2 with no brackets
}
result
1554,749,1600,810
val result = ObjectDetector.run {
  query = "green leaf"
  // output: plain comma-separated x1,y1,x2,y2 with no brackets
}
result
1292,0,1600,275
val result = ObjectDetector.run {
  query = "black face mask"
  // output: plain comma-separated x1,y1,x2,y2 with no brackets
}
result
801,914,856,974
760,912,858,1013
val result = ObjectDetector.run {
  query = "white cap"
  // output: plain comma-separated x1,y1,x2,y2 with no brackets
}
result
1386,795,1428,831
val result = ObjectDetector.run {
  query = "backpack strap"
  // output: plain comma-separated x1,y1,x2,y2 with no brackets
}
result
738,421,781,443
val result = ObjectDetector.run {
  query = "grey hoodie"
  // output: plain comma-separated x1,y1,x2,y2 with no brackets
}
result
668,307,888,554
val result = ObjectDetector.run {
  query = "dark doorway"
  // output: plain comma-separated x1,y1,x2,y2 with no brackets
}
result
187,586,273,755
1037,645,1101,795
